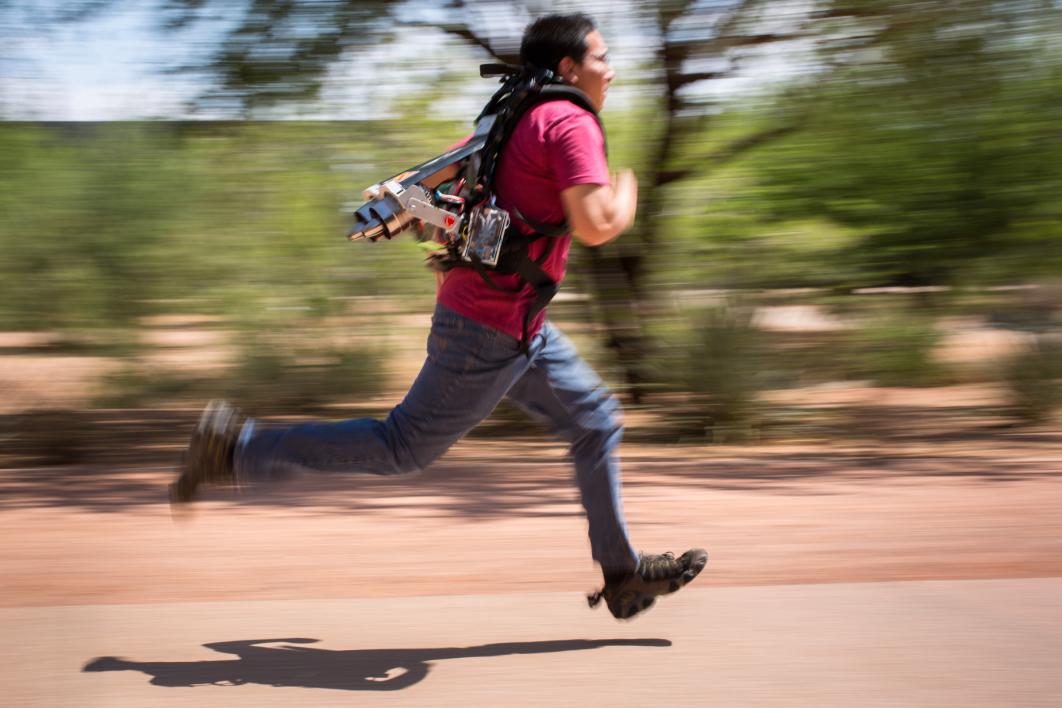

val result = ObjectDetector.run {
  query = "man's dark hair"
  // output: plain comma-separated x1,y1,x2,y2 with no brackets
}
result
520,13,596,73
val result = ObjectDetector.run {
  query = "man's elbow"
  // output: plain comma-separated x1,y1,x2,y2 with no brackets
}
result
563,183,637,247
573,217,624,247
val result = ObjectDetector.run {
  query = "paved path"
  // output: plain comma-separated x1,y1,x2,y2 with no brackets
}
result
4,577,1060,707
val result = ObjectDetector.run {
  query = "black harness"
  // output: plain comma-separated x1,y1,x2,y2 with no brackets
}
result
438,66,604,353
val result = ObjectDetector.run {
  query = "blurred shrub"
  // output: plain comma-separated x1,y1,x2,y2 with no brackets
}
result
92,366,205,409
654,304,765,442
88,325,389,413
0,121,439,339
2,409,92,466
0,123,187,331
844,309,945,387
223,338,387,413
1001,337,1062,423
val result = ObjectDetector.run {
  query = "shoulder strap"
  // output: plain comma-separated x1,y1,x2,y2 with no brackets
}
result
476,82,603,243
476,78,601,197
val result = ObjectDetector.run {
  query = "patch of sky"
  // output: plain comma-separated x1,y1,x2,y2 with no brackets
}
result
1,0,239,120
1,0,818,121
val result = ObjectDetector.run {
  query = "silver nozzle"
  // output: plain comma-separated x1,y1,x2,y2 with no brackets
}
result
349,197,413,241
376,197,412,239
349,218,387,241
349,203,387,241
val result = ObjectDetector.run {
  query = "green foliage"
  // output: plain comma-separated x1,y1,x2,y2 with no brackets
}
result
654,303,765,442
4,0,1062,419
633,2,1062,293
224,335,387,413
1001,337,1062,423
91,366,205,409
0,123,188,330
92,334,388,413
0,119,439,413
843,307,945,387
747,4,1062,287
0,120,444,336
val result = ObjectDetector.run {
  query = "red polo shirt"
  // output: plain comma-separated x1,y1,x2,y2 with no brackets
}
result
437,100,610,341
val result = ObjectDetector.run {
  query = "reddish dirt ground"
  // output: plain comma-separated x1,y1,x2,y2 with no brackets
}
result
2,421,1060,608
1,315,1059,609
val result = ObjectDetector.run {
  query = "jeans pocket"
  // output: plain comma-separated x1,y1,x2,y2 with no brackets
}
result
430,306,521,372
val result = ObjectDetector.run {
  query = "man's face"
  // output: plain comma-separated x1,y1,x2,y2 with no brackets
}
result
564,30,614,112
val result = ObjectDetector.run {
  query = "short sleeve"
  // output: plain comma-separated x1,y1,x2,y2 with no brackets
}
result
545,108,611,191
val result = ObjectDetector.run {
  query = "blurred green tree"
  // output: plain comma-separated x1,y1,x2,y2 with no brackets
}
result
753,0,1062,285
0,123,191,331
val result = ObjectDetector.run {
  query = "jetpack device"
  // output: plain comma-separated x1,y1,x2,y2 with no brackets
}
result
347,113,494,242
347,63,530,244
347,63,590,251
347,63,599,350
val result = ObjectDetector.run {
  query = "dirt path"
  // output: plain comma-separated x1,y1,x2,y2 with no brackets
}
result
3,435,1060,608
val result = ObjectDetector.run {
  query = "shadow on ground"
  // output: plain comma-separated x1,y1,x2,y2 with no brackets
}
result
83,637,671,692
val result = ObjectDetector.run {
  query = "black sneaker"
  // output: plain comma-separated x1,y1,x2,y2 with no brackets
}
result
169,400,245,508
588,548,709,620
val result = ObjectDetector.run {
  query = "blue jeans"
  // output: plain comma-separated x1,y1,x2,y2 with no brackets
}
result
235,304,639,576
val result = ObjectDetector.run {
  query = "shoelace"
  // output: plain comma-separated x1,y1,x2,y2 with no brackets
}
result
587,551,681,607
638,551,682,581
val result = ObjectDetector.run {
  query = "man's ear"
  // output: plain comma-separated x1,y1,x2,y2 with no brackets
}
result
557,56,577,82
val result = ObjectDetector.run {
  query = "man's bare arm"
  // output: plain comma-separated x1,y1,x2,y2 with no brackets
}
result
560,169,638,247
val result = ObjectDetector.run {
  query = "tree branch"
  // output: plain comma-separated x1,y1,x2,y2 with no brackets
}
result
707,123,800,166
430,22,510,63
656,123,800,188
